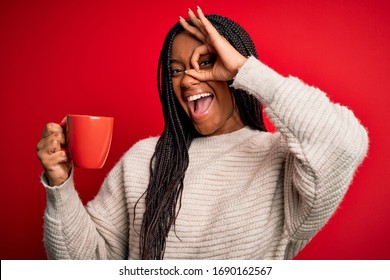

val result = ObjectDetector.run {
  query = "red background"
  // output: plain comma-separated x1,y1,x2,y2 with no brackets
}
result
1,0,389,260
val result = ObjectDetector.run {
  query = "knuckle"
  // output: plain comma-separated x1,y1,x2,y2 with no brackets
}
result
45,122,62,134
45,122,55,132
39,156,50,168
49,137,60,148
59,150,68,159
47,122,58,128
36,142,42,151
41,122,58,138
37,150,44,160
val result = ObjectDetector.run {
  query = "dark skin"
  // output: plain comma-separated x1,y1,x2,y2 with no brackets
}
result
36,121,70,186
36,6,248,186
179,7,248,82
170,31,244,136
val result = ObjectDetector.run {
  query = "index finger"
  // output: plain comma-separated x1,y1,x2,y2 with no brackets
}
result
196,7,221,46
41,122,64,139
179,16,207,42
187,8,208,38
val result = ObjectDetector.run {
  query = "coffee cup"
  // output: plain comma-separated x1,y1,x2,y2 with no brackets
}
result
62,114,114,169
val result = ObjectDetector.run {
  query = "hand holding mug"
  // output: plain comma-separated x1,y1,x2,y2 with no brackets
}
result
36,122,70,186
37,115,114,186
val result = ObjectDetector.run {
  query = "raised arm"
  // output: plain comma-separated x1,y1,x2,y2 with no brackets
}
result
181,7,369,257
233,57,369,257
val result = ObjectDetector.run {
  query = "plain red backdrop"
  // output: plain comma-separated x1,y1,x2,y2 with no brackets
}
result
1,0,389,260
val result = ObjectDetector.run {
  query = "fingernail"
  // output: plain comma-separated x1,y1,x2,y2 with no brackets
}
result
189,8,193,13
179,16,184,21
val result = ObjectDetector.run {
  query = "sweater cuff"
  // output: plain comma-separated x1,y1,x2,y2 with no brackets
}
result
41,171,81,218
232,56,285,106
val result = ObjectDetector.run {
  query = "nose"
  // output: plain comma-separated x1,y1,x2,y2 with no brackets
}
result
180,71,200,89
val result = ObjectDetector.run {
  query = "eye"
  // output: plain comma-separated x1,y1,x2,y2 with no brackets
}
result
199,60,212,67
199,54,216,68
171,68,184,77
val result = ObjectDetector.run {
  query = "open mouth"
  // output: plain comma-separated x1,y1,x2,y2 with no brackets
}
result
187,92,214,118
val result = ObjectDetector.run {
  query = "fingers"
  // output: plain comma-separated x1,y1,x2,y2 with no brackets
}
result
38,148,69,170
180,6,224,58
187,8,208,38
185,68,215,82
189,44,209,71
36,135,63,155
37,122,71,186
195,7,217,41
37,123,65,151
40,122,64,139
179,16,206,42
179,6,246,82
193,7,221,47
180,7,216,44
37,140,71,187
37,122,67,166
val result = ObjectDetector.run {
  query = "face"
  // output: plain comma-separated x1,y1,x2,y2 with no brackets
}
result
170,31,244,136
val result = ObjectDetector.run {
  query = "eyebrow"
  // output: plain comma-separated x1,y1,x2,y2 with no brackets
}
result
169,59,181,65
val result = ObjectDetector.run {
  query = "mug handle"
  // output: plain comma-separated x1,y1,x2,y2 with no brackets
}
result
59,116,67,128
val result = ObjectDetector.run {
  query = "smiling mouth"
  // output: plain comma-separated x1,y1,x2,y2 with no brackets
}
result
187,93,214,117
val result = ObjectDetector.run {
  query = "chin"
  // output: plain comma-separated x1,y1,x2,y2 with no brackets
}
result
194,125,213,136
194,124,222,137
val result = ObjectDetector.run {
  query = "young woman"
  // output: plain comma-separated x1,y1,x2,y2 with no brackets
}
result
37,7,368,259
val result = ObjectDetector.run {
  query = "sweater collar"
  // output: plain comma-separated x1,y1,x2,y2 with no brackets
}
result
190,126,257,149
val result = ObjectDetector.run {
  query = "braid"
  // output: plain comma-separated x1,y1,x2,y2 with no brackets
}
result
136,14,266,260
207,15,266,131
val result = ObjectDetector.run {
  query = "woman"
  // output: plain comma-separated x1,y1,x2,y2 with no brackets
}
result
37,7,368,259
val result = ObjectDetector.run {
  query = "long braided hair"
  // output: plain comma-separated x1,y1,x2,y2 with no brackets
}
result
137,14,267,259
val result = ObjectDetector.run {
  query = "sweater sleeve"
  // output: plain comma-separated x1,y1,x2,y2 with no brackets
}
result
232,57,369,257
43,158,129,259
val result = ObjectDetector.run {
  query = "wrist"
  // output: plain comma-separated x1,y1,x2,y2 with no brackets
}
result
232,56,248,80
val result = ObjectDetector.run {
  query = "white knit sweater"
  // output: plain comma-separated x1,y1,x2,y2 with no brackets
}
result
42,57,368,259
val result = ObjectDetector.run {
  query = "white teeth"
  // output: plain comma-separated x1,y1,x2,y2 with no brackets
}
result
187,93,213,102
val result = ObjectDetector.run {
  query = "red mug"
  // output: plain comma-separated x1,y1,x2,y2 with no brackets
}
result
62,114,114,169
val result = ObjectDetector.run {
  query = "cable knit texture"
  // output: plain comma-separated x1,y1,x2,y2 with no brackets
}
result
42,57,368,259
